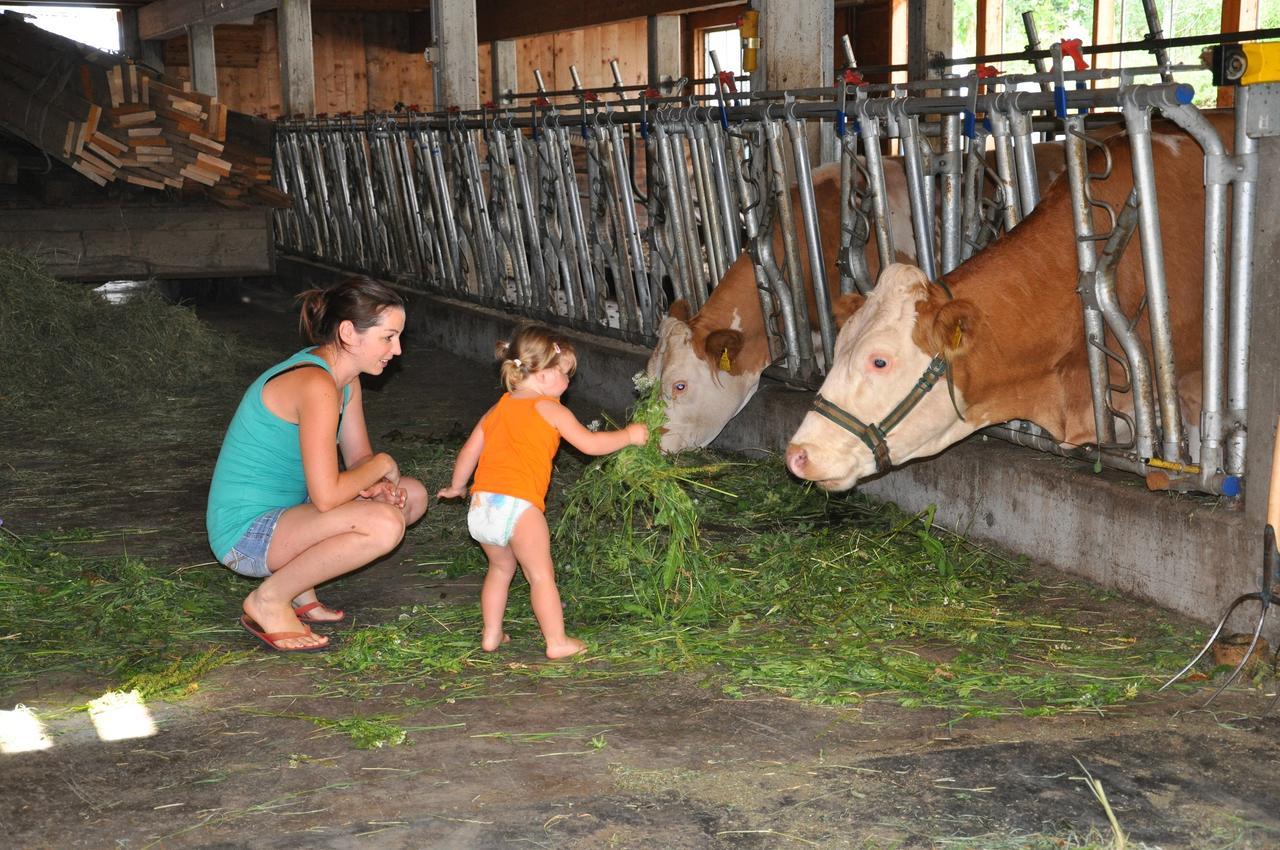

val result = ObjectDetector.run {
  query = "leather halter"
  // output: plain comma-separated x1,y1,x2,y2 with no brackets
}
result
810,279,964,476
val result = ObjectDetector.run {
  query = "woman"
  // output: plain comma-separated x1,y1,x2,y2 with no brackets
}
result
207,276,427,651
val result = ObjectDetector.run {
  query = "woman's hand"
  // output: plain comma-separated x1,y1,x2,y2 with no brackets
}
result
436,484,468,501
379,452,401,488
360,479,407,508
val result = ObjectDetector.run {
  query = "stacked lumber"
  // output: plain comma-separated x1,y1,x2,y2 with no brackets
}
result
0,10,283,206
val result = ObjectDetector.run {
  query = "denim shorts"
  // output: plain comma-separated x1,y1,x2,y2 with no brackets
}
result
468,492,534,547
218,507,287,578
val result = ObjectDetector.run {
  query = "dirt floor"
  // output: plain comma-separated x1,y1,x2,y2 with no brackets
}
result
3,281,1280,850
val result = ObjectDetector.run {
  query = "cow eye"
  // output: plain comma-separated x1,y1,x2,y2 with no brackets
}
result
673,382,687,393
872,358,888,369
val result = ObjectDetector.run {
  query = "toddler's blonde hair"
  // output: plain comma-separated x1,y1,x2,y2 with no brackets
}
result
496,325,577,392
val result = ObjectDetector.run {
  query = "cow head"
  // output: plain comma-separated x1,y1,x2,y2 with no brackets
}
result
785,264,980,490
646,300,761,452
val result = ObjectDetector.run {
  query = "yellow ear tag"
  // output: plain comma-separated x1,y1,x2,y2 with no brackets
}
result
718,348,732,372
950,324,964,351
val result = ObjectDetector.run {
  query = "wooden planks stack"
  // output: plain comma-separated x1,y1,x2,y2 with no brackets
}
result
0,10,284,206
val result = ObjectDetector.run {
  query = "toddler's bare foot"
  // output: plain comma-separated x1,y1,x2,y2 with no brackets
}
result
481,631,511,652
545,636,587,659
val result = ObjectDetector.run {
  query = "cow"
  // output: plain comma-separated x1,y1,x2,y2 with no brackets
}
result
647,159,913,452
784,113,1228,491
648,146,1070,453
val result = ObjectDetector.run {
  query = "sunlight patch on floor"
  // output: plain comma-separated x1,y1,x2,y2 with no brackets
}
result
0,705,53,754
88,690,157,742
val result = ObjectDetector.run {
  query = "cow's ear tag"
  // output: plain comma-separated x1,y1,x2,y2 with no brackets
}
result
718,348,732,372
949,324,964,352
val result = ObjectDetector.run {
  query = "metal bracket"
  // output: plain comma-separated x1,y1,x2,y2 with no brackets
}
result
1205,151,1258,186
931,149,962,177
1244,82,1280,138
1076,271,1102,311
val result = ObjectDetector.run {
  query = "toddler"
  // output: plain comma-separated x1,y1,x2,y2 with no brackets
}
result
437,325,648,658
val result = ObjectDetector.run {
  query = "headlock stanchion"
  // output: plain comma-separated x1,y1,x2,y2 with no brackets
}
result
272,22,1277,498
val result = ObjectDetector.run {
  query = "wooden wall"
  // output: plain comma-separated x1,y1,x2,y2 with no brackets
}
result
164,11,434,116
478,17,649,104
160,9,893,115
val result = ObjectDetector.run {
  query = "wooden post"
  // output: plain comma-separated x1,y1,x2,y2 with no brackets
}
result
434,0,479,110
278,0,315,117
141,40,166,75
1218,0,1253,107
757,0,833,162
491,38,517,104
977,0,1003,61
647,14,681,94
119,8,142,58
908,0,952,82
1245,135,1280,539
189,23,217,96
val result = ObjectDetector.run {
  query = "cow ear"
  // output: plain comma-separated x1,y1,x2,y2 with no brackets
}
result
832,292,866,327
926,299,977,359
703,329,745,373
668,299,691,322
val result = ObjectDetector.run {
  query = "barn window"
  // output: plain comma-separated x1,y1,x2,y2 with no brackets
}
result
1108,0,1219,104
0,4,121,52
952,0,979,63
697,24,751,97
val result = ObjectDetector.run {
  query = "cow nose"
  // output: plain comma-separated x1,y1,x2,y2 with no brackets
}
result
785,444,808,477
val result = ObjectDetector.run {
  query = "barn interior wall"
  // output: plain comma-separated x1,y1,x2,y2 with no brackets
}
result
478,18,650,105
163,11,435,116
156,8,893,116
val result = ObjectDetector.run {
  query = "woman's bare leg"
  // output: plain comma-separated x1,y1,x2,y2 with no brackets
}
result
242,499,406,649
509,509,586,659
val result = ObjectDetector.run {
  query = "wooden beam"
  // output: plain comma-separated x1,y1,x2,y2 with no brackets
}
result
0,207,274,279
490,38,517,104
435,0,478,110
476,0,726,44
1218,0,1251,107
189,22,217,95
277,0,315,116
647,14,681,93
907,0,950,81
120,7,142,57
138,0,276,41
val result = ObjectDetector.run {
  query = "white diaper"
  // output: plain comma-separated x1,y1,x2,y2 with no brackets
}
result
467,491,534,547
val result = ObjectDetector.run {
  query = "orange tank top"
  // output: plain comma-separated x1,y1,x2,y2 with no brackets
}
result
471,393,562,511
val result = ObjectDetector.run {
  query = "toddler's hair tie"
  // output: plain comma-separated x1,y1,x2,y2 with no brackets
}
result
512,357,522,368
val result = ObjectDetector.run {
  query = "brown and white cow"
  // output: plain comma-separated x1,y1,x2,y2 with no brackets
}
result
785,114,1228,490
648,147,1070,453
647,160,914,452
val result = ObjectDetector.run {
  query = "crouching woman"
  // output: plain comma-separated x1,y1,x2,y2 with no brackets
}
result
207,276,427,651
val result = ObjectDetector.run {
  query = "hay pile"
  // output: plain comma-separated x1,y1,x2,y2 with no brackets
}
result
0,249,248,427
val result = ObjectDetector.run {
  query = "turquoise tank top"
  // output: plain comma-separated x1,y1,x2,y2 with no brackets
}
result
206,349,350,559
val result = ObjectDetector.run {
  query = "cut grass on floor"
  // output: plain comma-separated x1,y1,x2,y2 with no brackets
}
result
322,380,1205,721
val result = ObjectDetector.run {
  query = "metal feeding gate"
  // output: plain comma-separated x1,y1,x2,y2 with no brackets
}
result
272,9,1275,499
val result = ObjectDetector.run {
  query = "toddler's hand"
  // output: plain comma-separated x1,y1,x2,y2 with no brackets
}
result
627,423,649,446
436,484,467,501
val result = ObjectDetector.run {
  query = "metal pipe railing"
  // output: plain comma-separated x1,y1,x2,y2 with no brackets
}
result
273,50,1260,497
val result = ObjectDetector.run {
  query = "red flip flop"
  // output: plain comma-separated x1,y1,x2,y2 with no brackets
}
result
293,601,346,624
240,615,330,652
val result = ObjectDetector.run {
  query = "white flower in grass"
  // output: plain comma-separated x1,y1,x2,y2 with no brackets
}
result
587,419,602,432
632,371,657,393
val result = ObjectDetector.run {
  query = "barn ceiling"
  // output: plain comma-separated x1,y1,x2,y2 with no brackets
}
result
2,0,788,42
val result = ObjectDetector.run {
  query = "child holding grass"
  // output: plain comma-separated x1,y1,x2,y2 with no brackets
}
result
437,325,648,658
